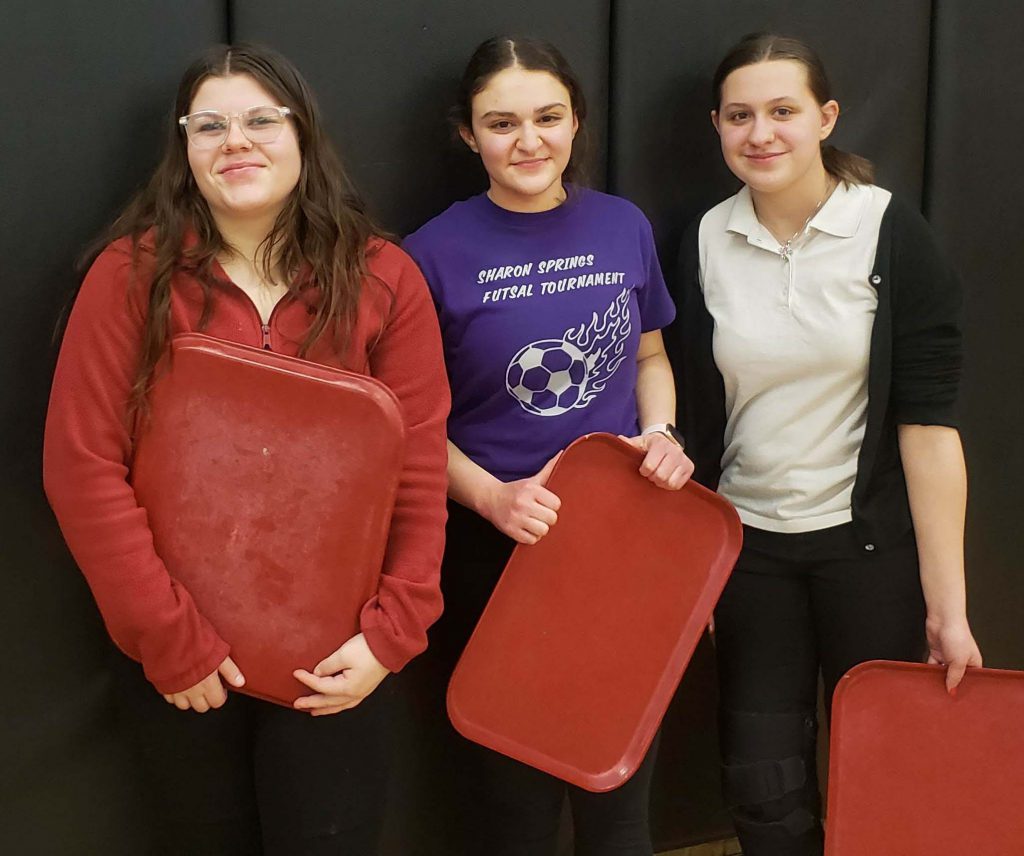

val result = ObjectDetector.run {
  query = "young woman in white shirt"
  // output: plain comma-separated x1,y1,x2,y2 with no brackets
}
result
669,33,982,856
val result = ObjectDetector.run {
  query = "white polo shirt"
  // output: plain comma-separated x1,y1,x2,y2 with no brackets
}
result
698,182,892,533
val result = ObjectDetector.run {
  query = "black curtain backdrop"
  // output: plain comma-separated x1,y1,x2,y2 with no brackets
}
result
2,2,1020,852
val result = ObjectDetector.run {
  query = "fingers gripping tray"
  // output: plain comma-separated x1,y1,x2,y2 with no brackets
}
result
447,433,742,791
131,333,404,706
825,661,1024,855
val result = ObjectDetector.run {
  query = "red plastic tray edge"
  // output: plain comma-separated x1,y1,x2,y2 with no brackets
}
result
168,333,405,434
447,433,742,791
604,474,741,790
824,660,1024,855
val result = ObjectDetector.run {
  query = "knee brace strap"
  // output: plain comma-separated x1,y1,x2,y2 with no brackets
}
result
722,755,806,807
733,805,818,839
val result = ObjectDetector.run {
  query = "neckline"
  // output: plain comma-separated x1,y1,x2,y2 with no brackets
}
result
475,183,584,229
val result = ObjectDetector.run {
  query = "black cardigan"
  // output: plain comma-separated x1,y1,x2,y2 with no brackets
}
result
666,194,963,551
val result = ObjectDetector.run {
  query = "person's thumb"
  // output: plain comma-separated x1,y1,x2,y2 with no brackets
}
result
945,659,967,694
218,656,245,687
529,451,563,486
618,433,647,451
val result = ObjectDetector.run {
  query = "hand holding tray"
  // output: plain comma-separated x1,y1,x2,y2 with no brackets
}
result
447,432,742,791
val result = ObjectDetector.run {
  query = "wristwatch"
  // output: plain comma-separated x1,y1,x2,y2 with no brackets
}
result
641,423,686,449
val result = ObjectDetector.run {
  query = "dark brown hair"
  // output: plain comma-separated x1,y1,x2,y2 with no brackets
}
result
451,36,590,184
90,42,385,414
712,33,874,186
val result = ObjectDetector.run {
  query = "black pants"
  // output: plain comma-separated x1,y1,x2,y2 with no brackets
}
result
112,652,395,856
431,501,659,856
714,524,927,856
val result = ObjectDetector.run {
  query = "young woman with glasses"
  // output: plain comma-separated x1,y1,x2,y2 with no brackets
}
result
43,43,449,855
668,33,982,856
403,36,693,856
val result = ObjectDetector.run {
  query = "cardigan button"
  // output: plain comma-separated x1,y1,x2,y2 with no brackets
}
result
870,274,882,285
864,543,876,552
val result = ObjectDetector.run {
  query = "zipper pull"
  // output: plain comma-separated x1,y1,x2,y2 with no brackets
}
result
261,324,272,350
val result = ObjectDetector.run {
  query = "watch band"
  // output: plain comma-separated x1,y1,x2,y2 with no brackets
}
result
641,423,685,449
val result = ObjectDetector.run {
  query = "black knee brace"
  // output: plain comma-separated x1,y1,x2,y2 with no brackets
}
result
719,709,823,855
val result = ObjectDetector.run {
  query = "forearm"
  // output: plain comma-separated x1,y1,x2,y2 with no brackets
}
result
635,331,676,429
446,439,501,516
44,247,229,692
898,424,969,623
360,247,450,671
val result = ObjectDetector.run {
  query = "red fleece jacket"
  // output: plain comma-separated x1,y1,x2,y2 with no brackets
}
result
44,236,450,693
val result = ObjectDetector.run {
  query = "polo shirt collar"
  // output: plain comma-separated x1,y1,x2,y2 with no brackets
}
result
726,181,868,243
725,186,761,238
810,180,867,238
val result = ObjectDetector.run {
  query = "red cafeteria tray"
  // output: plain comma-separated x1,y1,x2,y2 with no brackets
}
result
447,433,742,791
131,333,404,706
826,660,1024,855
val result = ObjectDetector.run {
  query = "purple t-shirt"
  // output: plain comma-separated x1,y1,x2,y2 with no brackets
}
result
404,186,675,482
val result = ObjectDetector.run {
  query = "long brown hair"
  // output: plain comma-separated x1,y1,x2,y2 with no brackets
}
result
451,36,591,185
712,33,874,186
90,43,385,414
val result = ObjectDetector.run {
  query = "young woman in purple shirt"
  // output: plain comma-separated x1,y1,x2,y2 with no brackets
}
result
404,36,692,856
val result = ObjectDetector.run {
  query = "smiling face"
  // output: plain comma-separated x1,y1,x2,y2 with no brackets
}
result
185,73,302,225
712,59,838,199
461,67,578,213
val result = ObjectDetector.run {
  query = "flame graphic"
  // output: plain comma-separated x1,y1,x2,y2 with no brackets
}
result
564,288,632,405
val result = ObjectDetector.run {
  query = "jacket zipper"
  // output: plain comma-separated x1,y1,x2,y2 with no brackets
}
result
213,259,291,352
227,284,287,352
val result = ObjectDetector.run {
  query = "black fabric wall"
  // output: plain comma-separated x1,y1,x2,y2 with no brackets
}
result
232,0,610,235
2,7,225,855
926,1,1024,674
2,2,1020,853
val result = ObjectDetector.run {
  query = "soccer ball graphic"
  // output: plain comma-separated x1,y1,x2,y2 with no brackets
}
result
506,339,589,416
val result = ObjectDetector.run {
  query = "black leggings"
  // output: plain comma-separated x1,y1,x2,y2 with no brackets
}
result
112,652,395,856
432,501,659,856
713,525,927,856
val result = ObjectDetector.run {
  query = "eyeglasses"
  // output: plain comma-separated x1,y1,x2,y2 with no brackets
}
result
178,105,292,149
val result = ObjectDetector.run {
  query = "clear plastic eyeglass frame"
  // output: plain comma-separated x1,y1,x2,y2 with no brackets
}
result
178,105,293,149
